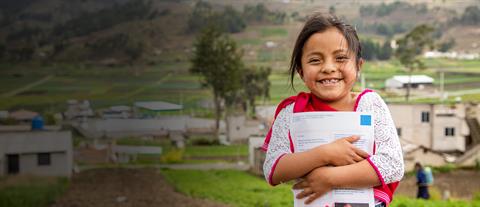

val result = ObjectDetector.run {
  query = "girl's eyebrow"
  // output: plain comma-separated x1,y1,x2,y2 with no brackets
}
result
333,49,347,54
305,48,348,57
305,51,324,57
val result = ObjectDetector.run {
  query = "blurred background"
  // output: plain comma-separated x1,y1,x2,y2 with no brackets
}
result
1,0,480,206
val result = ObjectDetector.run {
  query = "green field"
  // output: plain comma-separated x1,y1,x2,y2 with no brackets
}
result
161,169,480,207
0,176,69,207
1,58,480,115
161,169,293,207
114,137,248,164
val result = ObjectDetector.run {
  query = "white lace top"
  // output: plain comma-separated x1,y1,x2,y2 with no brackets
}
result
263,91,404,186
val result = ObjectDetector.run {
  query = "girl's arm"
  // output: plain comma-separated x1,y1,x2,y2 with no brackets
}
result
272,136,368,185
294,92,404,203
294,160,380,204
264,104,369,186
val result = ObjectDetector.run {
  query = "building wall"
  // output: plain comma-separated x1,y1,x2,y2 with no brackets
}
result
432,115,466,152
249,137,265,176
0,131,72,177
390,103,468,153
389,104,433,148
385,79,403,89
228,116,262,143
19,152,71,177
404,149,446,172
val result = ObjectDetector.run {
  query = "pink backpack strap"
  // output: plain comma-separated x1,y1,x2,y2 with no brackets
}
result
354,89,374,111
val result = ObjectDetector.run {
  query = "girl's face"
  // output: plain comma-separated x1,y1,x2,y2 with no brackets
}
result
299,27,361,103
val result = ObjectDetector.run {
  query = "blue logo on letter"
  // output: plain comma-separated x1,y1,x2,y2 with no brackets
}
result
360,115,371,126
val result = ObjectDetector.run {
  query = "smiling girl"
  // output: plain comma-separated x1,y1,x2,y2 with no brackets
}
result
262,13,404,207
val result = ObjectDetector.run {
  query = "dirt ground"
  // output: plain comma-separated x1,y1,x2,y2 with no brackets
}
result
51,168,229,207
395,170,480,200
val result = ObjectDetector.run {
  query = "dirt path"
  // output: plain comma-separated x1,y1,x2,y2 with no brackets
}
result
51,168,229,207
395,170,480,200
1,74,54,97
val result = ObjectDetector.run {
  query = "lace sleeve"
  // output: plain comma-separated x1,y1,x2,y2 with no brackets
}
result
359,93,404,184
263,104,293,185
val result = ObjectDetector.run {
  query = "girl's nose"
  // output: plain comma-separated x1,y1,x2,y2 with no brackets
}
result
321,61,337,73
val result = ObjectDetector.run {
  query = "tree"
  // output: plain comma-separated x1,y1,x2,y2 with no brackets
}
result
378,39,392,60
360,38,378,60
191,26,244,137
329,5,336,15
438,38,455,52
395,24,434,101
243,66,271,117
460,6,480,25
125,37,145,76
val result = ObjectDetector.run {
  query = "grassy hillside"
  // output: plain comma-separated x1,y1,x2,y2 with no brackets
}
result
1,0,480,113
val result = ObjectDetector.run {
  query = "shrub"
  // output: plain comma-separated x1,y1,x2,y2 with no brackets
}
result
160,149,184,163
189,137,219,146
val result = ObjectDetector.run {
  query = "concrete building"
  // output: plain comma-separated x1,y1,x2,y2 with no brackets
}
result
402,144,450,171
248,136,265,176
226,115,265,143
64,100,94,120
389,103,469,153
0,131,73,177
101,105,132,119
9,109,39,124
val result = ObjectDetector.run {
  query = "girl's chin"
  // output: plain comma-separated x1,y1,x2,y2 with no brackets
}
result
313,92,344,102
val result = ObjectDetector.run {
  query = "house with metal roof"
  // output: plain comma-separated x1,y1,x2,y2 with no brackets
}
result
385,75,434,89
134,101,183,118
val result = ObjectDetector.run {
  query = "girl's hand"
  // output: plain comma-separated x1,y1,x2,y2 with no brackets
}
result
320,136,369,166
292,166,334,204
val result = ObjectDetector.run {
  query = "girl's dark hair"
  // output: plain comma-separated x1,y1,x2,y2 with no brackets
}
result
289,13,362,89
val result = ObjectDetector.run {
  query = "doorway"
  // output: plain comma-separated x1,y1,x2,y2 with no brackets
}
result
7,154,19,174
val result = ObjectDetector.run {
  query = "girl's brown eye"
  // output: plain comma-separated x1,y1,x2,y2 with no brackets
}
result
309,59,322,63
336,56,349,62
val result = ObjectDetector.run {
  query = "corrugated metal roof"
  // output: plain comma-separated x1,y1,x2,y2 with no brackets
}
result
134,101,182,111
390,75,434,84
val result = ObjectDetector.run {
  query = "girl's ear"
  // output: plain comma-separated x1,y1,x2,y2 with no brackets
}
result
356,58,364,82
297,68,304,81
357,58,364,72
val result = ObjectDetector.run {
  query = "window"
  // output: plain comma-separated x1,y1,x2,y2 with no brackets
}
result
396,127,402,136
421,111,430,123
445,127,455,136
37,153,51,166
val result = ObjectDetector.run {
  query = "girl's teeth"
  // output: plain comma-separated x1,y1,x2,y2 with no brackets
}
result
321,79,338,84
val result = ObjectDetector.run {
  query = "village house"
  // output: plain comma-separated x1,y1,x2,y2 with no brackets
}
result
385,75,434,91
0,130,73,177
389,103,469,153
9,109,39,124
133,101,183,118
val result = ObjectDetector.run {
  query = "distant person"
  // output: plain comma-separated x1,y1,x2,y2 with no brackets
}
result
415,162,430,199
262,12,404,207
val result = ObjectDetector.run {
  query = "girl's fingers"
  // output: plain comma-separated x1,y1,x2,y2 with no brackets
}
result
305,192,321,204
296,187,312,199
345,135,359,143
292,181,308,189
352,154,364,162
353,147,369,158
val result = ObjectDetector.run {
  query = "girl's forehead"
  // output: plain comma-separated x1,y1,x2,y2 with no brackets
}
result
303,27,349,54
